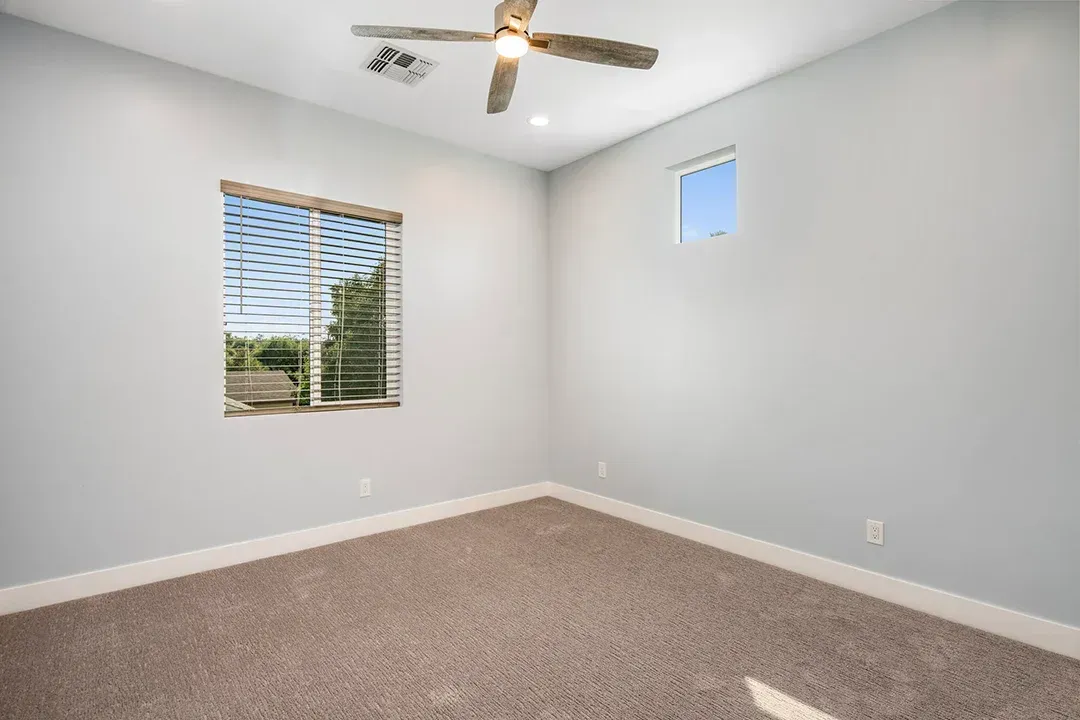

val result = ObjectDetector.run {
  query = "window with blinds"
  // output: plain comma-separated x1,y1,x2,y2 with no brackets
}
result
222,181,402,416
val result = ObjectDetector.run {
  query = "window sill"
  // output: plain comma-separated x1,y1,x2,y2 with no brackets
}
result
225,401,400,418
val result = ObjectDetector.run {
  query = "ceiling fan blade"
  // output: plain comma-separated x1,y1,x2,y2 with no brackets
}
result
351,26,494,42
497,0,539,30
529,33,658,69
487,55,519,114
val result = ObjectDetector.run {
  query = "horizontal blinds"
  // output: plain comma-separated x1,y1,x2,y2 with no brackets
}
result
223,190,402,415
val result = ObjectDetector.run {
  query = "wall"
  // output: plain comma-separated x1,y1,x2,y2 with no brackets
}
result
0,15,549,588
548,1,1080,627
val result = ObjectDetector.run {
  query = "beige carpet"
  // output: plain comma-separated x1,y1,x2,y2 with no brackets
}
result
1,498,1077,719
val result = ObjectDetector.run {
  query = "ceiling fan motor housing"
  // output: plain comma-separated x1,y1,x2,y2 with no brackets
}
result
494,1,527,34
495,26,529,44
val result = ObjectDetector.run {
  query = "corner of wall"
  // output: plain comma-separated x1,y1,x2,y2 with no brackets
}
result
541,168,556,486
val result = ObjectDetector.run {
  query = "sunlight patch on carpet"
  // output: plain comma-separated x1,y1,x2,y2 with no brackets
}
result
745,678,840,720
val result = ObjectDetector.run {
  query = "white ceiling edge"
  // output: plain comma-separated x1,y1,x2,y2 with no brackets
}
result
2,0,953,172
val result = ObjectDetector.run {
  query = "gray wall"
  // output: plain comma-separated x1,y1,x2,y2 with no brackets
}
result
548,1,1080,626
0,16,549,588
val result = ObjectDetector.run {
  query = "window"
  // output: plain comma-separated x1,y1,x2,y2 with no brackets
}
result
673,146,737,243
222,181,402,416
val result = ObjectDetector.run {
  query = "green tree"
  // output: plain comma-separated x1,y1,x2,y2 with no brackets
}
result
224,333,265,373
225,263,389,407
321,263,388,402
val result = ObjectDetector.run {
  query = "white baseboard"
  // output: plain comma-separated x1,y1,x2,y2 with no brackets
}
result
0,482,551,616
549,483,1080,661
5,480,1077,662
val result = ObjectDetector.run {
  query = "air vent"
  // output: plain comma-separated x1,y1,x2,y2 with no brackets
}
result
362,43,439,86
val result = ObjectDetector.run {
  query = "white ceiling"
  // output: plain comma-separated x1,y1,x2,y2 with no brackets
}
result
2,0,950,170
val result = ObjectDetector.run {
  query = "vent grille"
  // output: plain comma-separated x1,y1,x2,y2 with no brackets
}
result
363,43,438,86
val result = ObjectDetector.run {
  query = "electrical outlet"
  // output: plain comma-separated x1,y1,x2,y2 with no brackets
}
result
359,478,372,498
598,462,607,479
866,519,884,546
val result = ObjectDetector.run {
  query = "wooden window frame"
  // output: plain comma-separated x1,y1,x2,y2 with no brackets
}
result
220,181,403,225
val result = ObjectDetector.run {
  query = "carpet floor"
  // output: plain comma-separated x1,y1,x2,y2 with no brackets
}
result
1,498,1077,719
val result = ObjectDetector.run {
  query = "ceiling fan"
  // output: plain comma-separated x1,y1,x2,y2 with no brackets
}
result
351,0,659,114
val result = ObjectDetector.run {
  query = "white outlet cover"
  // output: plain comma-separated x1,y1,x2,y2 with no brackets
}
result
359,478,372,498
866,519,884,546
598,462,607,479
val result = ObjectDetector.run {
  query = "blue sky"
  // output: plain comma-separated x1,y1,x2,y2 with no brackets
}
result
681,159,737,242
224,196,312,340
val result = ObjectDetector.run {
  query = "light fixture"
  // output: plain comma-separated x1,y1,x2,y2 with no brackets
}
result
527,116,549,127
494,30,529,59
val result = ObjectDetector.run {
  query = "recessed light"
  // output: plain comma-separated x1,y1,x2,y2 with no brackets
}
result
528,116,550,127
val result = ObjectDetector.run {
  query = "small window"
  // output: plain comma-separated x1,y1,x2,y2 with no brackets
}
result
673,147,737,243
222,181,402,416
